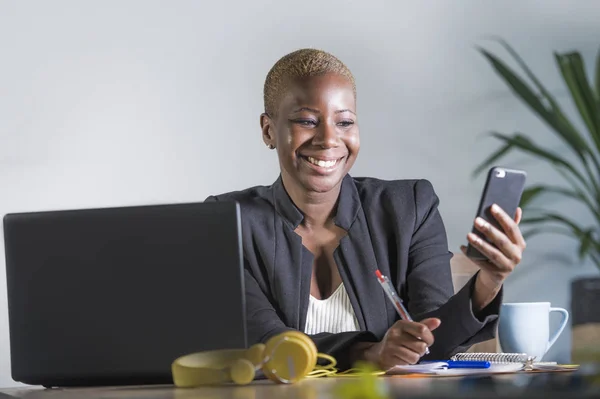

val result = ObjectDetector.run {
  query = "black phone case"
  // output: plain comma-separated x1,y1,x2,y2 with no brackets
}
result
466,167,527,261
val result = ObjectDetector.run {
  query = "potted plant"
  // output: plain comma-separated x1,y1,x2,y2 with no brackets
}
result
473,39,600,364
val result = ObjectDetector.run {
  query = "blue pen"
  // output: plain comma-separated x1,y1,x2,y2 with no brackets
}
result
422,360,491,369
446,360,491,369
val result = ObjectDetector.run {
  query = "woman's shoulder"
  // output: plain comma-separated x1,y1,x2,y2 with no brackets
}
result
204,184,272,205
204,183,279,227
351,176,438,201
351,176,443,228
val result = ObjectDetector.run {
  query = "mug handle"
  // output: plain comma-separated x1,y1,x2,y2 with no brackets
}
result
547,307,569,351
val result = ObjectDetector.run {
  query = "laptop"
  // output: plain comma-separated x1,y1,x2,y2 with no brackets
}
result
3,201,246,387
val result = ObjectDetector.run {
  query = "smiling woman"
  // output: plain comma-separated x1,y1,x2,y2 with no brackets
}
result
205,49,527,371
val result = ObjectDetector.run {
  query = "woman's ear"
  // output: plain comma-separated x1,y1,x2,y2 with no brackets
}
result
260,113,276,149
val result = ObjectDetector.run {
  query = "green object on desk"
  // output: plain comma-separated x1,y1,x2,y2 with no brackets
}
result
332,362,390,399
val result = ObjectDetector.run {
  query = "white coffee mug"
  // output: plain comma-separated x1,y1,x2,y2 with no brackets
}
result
498,302,569,361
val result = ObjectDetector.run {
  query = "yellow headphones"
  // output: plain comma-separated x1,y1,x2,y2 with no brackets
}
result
171,330,336,387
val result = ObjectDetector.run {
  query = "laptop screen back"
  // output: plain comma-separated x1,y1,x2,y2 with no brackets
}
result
3,201,246,387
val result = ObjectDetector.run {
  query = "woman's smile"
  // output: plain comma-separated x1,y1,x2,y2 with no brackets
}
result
299,154,346,175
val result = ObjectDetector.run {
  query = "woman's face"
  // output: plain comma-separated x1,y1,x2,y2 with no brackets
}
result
262,73,360,194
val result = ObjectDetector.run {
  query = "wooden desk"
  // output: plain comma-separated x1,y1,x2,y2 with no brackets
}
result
0,371,597,399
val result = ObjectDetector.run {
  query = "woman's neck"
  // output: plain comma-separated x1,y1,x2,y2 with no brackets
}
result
281,175,341,229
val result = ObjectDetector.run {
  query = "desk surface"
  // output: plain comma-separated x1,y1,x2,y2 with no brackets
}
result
0,371,598,399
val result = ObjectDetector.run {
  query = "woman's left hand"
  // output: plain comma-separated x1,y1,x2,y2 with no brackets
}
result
461,204,526,309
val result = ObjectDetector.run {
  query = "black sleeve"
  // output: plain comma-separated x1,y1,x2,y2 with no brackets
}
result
406,180,502,360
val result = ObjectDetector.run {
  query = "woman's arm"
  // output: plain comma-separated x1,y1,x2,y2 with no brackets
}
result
324,179,503,370
405,179,502,360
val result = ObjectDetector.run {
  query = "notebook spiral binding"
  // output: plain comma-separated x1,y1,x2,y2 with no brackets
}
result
451,352,531,364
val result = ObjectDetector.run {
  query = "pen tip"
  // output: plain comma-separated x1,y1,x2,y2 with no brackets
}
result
375,270,382,279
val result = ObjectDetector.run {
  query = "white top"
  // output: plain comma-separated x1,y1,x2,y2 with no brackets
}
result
304,283,360,335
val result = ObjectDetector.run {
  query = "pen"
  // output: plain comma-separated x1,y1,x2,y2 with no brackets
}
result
445,360,491,369
421,360,491,369
374,270,430,355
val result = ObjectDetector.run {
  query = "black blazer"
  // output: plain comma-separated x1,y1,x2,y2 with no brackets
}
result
206,174,501,369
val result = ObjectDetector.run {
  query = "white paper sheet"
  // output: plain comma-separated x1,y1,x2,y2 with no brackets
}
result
385,362,525,376
386,362,448,374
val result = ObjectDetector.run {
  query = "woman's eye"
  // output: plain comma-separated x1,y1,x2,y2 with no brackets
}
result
292,119,317,127
338,120,354,127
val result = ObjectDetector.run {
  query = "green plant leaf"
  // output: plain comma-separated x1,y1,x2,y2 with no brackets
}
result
519,184,600,224
522,225,600,265
472,132,598,202
487,132,593,190
522,226,572,241
521,212,581,230
471,142,512,177
479,48,591,162
554,167,600,222
493,38,586,139
521,211,600,253
493,38,556,106
578,229,595,260
519,186,545,208
487,132,600,202
555,52,600,152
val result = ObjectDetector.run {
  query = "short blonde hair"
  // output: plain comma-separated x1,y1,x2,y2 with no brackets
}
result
263,48,356,117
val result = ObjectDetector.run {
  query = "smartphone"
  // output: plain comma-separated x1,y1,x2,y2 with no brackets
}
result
466,166,527,261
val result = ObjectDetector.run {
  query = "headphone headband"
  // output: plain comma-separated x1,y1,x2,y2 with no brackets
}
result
172,331,330,387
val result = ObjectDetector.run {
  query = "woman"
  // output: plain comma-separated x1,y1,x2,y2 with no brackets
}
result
206,49,526,370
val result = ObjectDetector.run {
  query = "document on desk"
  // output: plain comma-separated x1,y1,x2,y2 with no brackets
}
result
386,362,448,374
386,362,576,376
386,362,524,376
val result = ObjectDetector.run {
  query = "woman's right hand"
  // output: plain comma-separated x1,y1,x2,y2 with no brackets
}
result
364,318,441,370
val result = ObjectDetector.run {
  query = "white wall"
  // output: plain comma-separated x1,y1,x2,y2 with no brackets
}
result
1,0,598,387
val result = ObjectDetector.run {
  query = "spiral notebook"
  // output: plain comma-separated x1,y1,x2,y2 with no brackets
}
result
386,352,572,376
451,352,532,363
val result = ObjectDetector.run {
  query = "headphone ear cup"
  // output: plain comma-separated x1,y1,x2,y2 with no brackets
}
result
230,358,256,385
262,331,317,384
278,331,317,367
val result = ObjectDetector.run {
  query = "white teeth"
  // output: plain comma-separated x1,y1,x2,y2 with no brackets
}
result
307,156,337,168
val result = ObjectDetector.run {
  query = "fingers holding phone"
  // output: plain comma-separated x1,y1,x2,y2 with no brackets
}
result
465,167,528,283
466,204,526,281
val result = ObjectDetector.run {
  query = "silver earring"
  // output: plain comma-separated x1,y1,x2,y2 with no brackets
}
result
267,144,274,150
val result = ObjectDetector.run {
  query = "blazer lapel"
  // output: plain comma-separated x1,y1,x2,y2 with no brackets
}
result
270,177,312,331
272,225,312,330
334,175,389,338
337,213,389,338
